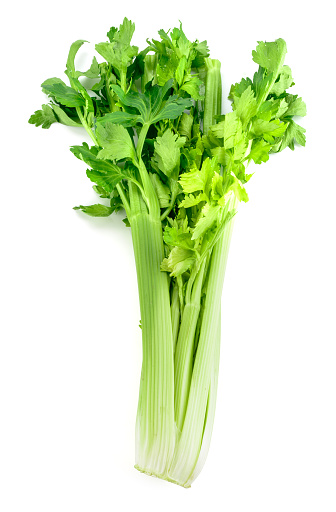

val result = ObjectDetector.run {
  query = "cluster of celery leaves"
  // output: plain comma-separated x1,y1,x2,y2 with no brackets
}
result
29,18,306,488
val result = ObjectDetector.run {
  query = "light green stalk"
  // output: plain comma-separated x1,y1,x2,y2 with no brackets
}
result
186,309,221,485
173,260,206,433
131,185,175,477
168,204,236,486
203,58,222,135
167,56,228,485
131,121,176,477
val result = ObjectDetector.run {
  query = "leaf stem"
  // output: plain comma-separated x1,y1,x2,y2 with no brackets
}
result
135,124,160,218
160,193,177,221
136,123,150,160
75,107,98,146
129,178,149,209
116,183,131,217
76,106,132,216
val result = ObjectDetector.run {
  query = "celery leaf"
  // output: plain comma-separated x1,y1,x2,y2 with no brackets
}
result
96,123,136,161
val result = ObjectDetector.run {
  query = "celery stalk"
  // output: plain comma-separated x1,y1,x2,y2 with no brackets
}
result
168,204,235,486
131,201,175,477
203,58,222,134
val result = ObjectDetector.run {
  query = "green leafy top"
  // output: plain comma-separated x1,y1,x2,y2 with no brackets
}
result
97,79,193,127
95,17,138,86
147,22,209,99
29,21,306,287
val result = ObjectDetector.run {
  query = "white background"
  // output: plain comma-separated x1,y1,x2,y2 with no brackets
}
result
1,1,335,510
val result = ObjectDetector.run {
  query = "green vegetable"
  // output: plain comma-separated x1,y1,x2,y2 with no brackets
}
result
29,18,306,487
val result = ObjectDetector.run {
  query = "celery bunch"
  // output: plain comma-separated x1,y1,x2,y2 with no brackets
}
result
29,18,306,487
